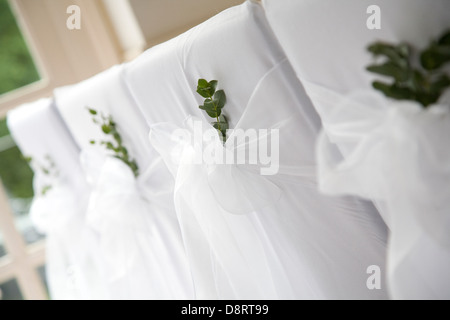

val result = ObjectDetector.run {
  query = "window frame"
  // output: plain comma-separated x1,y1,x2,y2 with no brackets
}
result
0,181,46,300
0,0,122,118
0,0,123,300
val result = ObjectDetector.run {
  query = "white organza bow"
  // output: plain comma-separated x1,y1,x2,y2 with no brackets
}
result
29,170,107,299
80,149,194,299
30,171,79,234
151,116,288,215
149,60,319,299
81,150,153,281
315,87,450,299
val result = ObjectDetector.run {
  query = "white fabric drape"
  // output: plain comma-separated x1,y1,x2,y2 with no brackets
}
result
262,0,450,298
314,87,450,299
148,59,388,299
125,0,388,299
7,99,106,299
262,0,450,96
124,1,289,127
53,65,194,299
9,0,450,300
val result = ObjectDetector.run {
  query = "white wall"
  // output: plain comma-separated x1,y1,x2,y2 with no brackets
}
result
129,0,245,46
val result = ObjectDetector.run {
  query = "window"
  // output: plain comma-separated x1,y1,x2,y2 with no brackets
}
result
0,0,122,300
0,176,47,300
0,278,24,300
0,118,43,246
0,0,122,118
0,117,47,300
0,0,41,96
0,0,48,300
0,230,6,258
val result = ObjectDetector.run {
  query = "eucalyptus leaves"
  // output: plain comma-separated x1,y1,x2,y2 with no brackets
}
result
367,29,450,107
87,108,139,177
197,79,229,142
24,155,59,196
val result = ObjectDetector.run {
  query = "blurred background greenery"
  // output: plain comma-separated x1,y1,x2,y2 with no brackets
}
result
0,0,38,199
0,0,40,95
0,119,34,199
0,0,43,268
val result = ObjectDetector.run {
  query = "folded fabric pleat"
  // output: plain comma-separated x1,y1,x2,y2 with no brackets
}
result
314,85,450,299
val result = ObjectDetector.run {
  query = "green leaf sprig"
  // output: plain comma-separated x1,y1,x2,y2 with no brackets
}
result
196,79,229,142
87,108,139,177
24,154,59,196
366,29,450,107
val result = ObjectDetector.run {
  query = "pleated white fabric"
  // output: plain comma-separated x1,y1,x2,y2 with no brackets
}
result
54,66,194,299
262,0,450,298
7,99,106,299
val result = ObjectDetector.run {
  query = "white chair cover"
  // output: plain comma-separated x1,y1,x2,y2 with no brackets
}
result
126,1,388,299
54,66,194,299
262,0,450,299
7,99,104,299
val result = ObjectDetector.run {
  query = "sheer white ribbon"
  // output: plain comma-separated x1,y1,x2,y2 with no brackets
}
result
80,150,193,299
315,86,450,299
150,121,316,299
149,64,319,299
31,172,79,235
29,171,107,299
148,60,387,299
